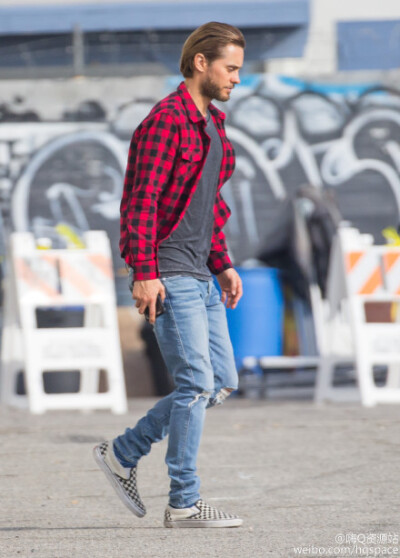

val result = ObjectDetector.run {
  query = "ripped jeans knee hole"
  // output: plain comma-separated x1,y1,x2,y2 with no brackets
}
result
210,387,235,406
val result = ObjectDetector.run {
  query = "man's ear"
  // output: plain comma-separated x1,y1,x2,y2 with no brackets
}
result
193,53,208,74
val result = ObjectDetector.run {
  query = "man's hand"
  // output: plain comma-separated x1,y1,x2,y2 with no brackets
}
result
216,268,243,309
132,279,166,325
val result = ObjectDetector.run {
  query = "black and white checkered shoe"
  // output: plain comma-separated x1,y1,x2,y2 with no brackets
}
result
93,441,146,518
164,499,242,528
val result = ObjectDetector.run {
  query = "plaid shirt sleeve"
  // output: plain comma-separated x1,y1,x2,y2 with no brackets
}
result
207,227,233,275
207,192,233,275
121,111,179,280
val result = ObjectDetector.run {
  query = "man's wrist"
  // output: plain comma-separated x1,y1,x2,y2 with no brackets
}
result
126,260,159,281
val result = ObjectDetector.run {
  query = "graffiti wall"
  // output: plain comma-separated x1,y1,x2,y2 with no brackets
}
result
1,74,400,304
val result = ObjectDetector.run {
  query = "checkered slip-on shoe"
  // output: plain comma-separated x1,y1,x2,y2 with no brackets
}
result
93,441,146,518
164,499,242,528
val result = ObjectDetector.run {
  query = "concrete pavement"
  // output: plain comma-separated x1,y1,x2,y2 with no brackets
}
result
1,397,400,558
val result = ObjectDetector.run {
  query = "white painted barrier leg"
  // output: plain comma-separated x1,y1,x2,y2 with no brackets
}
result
80,304,100,394
386,364,400,388
356,359,376,407
314,356,335,403
314,356,360,403
25,361,46,414
1,325,27,408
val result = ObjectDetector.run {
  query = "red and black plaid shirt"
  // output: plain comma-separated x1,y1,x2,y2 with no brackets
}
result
120,81,235,281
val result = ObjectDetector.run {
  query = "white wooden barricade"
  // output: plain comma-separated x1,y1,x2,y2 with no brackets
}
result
315,227,400,406
0,231,128,414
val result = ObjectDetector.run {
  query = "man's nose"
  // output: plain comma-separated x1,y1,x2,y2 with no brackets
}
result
232,71,240,84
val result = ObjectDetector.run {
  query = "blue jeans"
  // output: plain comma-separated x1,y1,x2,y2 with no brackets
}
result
113,276,238,508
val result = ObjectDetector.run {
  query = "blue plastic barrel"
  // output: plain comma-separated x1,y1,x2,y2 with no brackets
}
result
224,267,284,366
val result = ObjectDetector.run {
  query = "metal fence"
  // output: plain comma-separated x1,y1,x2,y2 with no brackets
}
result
0,26,283,79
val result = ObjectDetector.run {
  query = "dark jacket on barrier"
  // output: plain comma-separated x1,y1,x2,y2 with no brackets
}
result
258,186,342,300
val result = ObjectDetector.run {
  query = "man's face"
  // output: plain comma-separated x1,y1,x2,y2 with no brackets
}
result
200,43,243,102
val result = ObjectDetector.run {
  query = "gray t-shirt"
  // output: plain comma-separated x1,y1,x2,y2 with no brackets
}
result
158,112,223,280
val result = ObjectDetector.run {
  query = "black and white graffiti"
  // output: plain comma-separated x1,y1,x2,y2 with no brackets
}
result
1,75,400,304
220,77,400,263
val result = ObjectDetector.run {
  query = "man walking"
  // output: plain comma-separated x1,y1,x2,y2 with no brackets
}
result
94,21,245,528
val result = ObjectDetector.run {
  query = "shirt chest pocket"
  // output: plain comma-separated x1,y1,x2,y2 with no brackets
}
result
174,145,204,184
180,145,203,163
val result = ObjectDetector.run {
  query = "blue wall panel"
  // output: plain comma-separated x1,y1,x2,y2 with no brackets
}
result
338,20,400,71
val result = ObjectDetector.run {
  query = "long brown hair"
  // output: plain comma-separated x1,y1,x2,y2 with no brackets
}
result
180,22,245,78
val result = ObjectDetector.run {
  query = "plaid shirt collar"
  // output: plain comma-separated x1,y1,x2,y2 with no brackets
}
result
177,81,226,124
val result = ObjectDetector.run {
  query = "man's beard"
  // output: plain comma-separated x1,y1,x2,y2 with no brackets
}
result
200,75,228,102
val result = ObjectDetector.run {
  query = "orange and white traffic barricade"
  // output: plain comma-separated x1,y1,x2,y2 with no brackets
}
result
0,231,127,414
315,226,400,406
